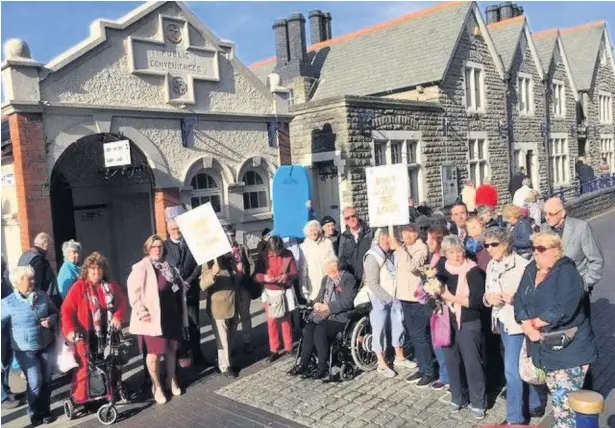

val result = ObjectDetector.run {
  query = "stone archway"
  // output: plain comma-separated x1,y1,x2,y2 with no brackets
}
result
50,133,155,283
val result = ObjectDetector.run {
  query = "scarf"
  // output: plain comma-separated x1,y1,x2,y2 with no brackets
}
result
369,245,397,280
444,258,477,328
85,281,115,354
486,255,510,330
151,259,187,291
429,252,442,268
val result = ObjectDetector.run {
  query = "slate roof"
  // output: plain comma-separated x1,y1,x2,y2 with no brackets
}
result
250,2,473,101
560,22,606,91
532,31,558,74
487,16,525,72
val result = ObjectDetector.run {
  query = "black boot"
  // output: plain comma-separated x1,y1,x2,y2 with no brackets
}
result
288,365,307,376
311,367,329,381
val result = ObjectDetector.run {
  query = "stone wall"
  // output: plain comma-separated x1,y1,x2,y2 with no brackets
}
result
565,186,615,220
439,18,509,203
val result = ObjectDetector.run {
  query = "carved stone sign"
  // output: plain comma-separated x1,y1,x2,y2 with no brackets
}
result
128,15,220,104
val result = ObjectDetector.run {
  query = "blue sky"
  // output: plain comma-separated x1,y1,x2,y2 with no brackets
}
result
1,1,614,67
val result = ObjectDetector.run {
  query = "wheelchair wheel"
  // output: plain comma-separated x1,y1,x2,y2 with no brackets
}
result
63,399,75,420
97,403,118,426
350,315,378,372
339,363,354,381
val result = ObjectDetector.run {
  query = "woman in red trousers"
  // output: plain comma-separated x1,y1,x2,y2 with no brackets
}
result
61,252,127,405
255,236,298,362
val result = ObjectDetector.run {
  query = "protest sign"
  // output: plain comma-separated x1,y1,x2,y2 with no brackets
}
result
174,202,232,265
272,165,311,238
365,164,410,228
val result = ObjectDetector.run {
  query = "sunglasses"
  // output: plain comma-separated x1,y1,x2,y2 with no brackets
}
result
544,209,563,217
532,245,552,253
484,242,501,248
345,214,357,221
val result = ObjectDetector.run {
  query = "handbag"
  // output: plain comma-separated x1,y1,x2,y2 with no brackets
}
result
540,327,578,351
519,338,547,385
55,335,78,373
430,305,452,347
264,289,287,319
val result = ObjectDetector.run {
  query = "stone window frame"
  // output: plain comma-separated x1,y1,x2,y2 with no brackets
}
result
598,91,613,124
600,134,615,173
513,142,540,190
188,169,225,215
371,130,424,203
462,61,486,114
516,72,534,117
241,167,270,214
548,133,570,187
466,131,490,187
551,79,566,119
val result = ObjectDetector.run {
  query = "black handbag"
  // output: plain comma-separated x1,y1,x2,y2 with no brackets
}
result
541,327,578,351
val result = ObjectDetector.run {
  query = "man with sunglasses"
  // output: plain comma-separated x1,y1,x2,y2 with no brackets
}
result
337,207,373,280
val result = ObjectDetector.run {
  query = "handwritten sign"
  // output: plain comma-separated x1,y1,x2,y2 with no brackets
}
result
365,164,410,227
103,140,131,168
174,202,232,265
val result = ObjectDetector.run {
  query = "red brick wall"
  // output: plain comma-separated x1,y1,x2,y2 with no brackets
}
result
153,187,180,239
9,113,56,269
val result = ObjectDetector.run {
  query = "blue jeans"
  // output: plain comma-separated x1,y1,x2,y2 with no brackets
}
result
435,347,449,384
13,343,54,419
500,325,543,423
369,297,404,354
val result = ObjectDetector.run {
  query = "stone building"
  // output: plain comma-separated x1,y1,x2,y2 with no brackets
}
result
251,2,509,222
561,22,615,174
1,1,290,279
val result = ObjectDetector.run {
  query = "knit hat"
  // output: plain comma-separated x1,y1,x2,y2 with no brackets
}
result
416,215,431,228
261,227,272,238
321,215,336,227
431,213,448,227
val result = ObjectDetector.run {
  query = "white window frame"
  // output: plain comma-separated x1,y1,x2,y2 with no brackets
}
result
551,80,566,118
467,132,490,187
548,134,570,187
189,169,224,217
516,73,534,116
599,91,613,124
241,168,270,214
371,130,424,202
600,135,615,173
462,61,486,114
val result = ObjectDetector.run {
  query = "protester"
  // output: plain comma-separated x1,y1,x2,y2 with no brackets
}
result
460,179,477,213
515,232,597,428
289,258,358,380
2,266,58,425
512,178,533,208
476,205,498,228
576,158,596,194
416,215,432,243
437,236,487,420
256,227,272,257
508,167,527,197
200,252,239,378
475,178,499,210
391,225,435,386
450,202,469,244
255,236,298,363
337,207,373,279
599,157,611,177
17,232,62,308
408,198,420,223
321,216,340,254
425,226,450,391
299,220,336,302
465,216,491,271
57,240,82,300
482,228,543,425
61,253,128,406
163,218,207,366
128,235,188,404
502,204,533,259
430,212,449,229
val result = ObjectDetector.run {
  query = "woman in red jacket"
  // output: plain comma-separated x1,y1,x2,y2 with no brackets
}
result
61,252,127,404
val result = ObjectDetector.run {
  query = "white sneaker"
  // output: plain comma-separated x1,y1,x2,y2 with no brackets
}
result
377,366,397,378
393,358,418,370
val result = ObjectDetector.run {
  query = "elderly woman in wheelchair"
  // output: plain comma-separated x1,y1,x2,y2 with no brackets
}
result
288,258,358,380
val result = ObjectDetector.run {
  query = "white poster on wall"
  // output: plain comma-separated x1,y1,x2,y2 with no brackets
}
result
103,140,131,168
366,164,410,227
174,202,232,265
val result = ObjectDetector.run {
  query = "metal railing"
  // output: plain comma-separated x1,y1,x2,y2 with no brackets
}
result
542,174,615,203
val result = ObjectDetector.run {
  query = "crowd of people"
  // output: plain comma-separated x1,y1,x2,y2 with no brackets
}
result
0,188,605,428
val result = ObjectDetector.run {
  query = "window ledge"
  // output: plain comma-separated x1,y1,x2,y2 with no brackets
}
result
466,109,486,116
241,211,273,223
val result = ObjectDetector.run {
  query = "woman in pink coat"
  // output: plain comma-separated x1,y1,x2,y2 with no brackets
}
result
128,235,188,405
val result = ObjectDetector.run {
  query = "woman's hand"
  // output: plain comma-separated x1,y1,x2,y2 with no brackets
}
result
486,292,504,307
110,317,122,331
40,317,51,329
212,263,220,277
66,331,76,342
141,313,152,323
527,328,543,342
277,274,288,284
501,293,515,305
441,288,455,304
389,235,400,251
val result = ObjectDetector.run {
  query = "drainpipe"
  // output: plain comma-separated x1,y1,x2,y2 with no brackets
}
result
543,74,553,196
503,73,514,192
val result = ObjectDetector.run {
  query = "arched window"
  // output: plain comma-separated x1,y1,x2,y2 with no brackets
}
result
242,169,269,211
190,171,222,213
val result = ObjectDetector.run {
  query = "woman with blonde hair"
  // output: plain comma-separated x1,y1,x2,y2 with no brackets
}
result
299,220,336,302
502,204,532,258
128,235,188,404
515,232,596,428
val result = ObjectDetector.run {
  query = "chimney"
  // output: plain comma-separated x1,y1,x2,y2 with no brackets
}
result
486,5,500,24
287,13,308,64
273,19,290,65
498,1,513,20
323,12,333,40
309,10,326,45
512,4,520,17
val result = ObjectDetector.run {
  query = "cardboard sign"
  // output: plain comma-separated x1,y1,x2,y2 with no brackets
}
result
272,165,311,238
103,140,131,168
365,164,410,227
174,202,232,265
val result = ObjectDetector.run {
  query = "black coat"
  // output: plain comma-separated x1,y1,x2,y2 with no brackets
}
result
337,221,374,280
17,247,61,307
508,172,526,195
164,239,201,304
314,271,359,324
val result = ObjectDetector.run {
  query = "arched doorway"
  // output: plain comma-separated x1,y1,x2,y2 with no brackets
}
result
50,133,155,284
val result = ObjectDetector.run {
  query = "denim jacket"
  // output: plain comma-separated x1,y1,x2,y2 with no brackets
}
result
1,290,58,352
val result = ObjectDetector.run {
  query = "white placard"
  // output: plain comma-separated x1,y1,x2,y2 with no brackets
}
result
1,173,15,187
174,202,232,265
366,164,410,227
103,140,131,168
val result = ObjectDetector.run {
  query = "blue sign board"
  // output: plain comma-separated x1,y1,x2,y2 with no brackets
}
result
272,165,311,238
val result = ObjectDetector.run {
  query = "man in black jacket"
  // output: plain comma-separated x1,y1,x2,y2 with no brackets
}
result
17,233,61,308
508,167,526,197
164,219,206,366
337,207,373,280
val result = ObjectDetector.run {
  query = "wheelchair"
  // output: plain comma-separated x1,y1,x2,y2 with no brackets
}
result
293,303,378,382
